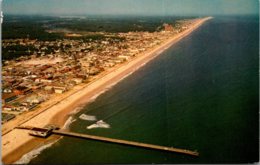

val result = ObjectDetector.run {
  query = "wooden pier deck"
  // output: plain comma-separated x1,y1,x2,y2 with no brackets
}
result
16,126,199,157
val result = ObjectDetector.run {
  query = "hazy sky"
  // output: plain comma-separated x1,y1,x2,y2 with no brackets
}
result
3,0,259,16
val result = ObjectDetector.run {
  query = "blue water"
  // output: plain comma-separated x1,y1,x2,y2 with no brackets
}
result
30,16,259,164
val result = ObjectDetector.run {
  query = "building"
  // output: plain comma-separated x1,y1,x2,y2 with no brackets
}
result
44,86,54,93
72,78,83,84
26,95,44,104
3,105,16,111
53,86,67,94
13,86,32,95
2,113,16,124
163,23,174,31
88,68,101,76
2,93,17,105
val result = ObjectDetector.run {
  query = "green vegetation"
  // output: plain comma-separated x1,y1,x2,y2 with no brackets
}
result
2,15,194,61
65,34,125,42
49,16,175,33
3,16,63,41
3,15,190,40
2,45,36,60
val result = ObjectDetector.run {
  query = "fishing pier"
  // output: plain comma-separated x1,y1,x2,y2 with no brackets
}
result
16,125,199,157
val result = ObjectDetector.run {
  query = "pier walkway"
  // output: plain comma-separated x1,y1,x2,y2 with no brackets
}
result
16,126,199,157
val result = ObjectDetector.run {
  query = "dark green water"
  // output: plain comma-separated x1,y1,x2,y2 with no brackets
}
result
30,16,259,164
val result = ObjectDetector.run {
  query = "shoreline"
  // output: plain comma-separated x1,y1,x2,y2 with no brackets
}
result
2,17,212,164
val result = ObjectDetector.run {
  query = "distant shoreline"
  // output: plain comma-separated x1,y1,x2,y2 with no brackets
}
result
2,16,212,164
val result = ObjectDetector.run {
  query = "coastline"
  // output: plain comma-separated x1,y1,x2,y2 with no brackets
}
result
2,17,212,164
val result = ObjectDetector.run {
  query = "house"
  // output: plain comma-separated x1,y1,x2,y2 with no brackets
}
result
118,55,130,60
3,105,16,111
2,113,16,123
26,95,44,104
88,68,100,76
76,73,88,80
163,23,174,31
72,78,83,84
44,86,54,94
2,93,17,105
53,86,67,94
54,87,66,94
13,86,32,95
36,78,54,83
114,59,124,64
104,62,115,67
3,88,12,93
31,84,43,91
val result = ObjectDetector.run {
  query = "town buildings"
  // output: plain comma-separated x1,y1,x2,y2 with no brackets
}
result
2,20,194,123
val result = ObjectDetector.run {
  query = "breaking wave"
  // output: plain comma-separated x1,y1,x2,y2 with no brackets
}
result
68,106,84,115
87,120,111,129
62,116,76,130
14,138,60,164
89,89,108,102
14,54,157,164
79,114,97,121
15,115,76,164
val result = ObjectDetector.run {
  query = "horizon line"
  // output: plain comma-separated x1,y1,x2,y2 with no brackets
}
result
3,13,259,18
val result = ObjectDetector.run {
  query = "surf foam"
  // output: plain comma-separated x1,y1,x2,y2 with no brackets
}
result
62,116,76,130
79,114,97,121
14,138,60,164
87,120,110,129
68,106,84,115
15,115,76,164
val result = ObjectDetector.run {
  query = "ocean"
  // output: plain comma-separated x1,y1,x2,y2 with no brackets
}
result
28,16,259,164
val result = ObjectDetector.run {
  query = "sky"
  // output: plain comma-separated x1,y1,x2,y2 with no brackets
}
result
2,0,259,16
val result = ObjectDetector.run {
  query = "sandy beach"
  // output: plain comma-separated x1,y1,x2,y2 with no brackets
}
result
2,17,212,164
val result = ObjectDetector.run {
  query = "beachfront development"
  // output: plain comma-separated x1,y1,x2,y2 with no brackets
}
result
2,18,206,124
2,17,212,164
